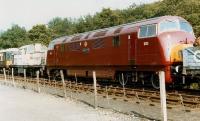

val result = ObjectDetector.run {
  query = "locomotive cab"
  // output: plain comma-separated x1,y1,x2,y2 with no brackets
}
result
136,17,195,87
157,18,195,84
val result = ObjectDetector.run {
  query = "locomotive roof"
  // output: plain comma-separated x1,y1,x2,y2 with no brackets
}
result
51,16,186,44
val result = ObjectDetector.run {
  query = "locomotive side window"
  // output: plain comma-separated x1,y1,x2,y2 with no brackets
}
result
139,24,157,38
147,25,157,37
48,41,55,50
113,36,120,47
60,44,65,52
69,42,80,51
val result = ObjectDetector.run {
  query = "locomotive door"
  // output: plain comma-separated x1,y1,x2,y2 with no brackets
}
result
128,32,137,65
47,49,56,67
136,26,159,65
54,45,59,66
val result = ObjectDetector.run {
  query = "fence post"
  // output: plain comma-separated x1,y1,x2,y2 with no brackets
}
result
47,69,50,82
159,71,167,121
93,71,97,109
12,68,15,87
70,81,72,99
75,73,77,85
23,68,27,87
24,69,26,81
121,73,126,97
60,70,66,98
3,68,6,82
36,70,40,93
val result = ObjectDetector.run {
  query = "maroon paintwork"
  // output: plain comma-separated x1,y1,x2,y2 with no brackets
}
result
47,16,195,84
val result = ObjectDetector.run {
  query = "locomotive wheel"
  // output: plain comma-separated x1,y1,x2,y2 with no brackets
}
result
52,70,61,81
151,74,160,89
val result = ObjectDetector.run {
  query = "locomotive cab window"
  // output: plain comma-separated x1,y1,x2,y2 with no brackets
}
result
48,41,55,50
139,24,157,38
159,20,179,33
112,36,120,47
180,21,193,34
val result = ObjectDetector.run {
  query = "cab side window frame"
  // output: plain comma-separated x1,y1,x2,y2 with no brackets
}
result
138,24,157,39
112,36,120,47
60,44,65,52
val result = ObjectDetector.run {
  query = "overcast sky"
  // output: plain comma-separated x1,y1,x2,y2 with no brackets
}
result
0,0,158,31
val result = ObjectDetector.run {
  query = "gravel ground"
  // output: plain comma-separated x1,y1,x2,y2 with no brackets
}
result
0,85,143,121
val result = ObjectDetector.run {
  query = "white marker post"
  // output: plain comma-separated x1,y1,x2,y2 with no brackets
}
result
36,70,40,93
93,71,97,109
3,68,6,82
12,68,15,87
159,71,167,121
24,69,26,85
3,68,7,85
75,73,78,85
60,70,66,98
121,73,126,97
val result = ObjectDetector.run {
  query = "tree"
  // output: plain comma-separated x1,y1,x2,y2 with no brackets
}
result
28,24,52,45
0,24,28,48
48,17,76,38
1,0,200,49
93,8,124,29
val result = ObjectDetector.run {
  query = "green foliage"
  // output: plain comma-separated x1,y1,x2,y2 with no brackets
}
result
0,25,29,49
48,17,76,38
75,15,96,33
0,0,200,49
28,24,52,46
93,8,124,29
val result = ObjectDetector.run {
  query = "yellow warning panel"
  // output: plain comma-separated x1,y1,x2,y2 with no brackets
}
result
170,44,193,62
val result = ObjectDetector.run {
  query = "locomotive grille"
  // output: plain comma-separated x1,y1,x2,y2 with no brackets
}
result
92,39,104,49
71,35,83,41
93,30,108,37
114,27,123,34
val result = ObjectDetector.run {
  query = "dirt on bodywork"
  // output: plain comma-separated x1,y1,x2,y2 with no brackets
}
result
193,37,200,46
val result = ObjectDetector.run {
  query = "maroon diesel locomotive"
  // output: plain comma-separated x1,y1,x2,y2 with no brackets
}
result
46,16,195,88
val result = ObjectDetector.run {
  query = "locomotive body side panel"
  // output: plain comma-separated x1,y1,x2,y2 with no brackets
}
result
55,35,132,67
136,37,163,65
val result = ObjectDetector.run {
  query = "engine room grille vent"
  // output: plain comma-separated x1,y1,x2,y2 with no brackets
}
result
92,39,104,49
114,27,123,34
93,30,108,37
62,37,68,43
69,42,80,51
71,35,83,41
84,33,91,39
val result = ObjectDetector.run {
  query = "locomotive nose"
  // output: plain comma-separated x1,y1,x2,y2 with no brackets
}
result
170,44,193,63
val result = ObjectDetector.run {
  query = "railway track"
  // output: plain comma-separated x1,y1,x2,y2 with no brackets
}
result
1,74,200,108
